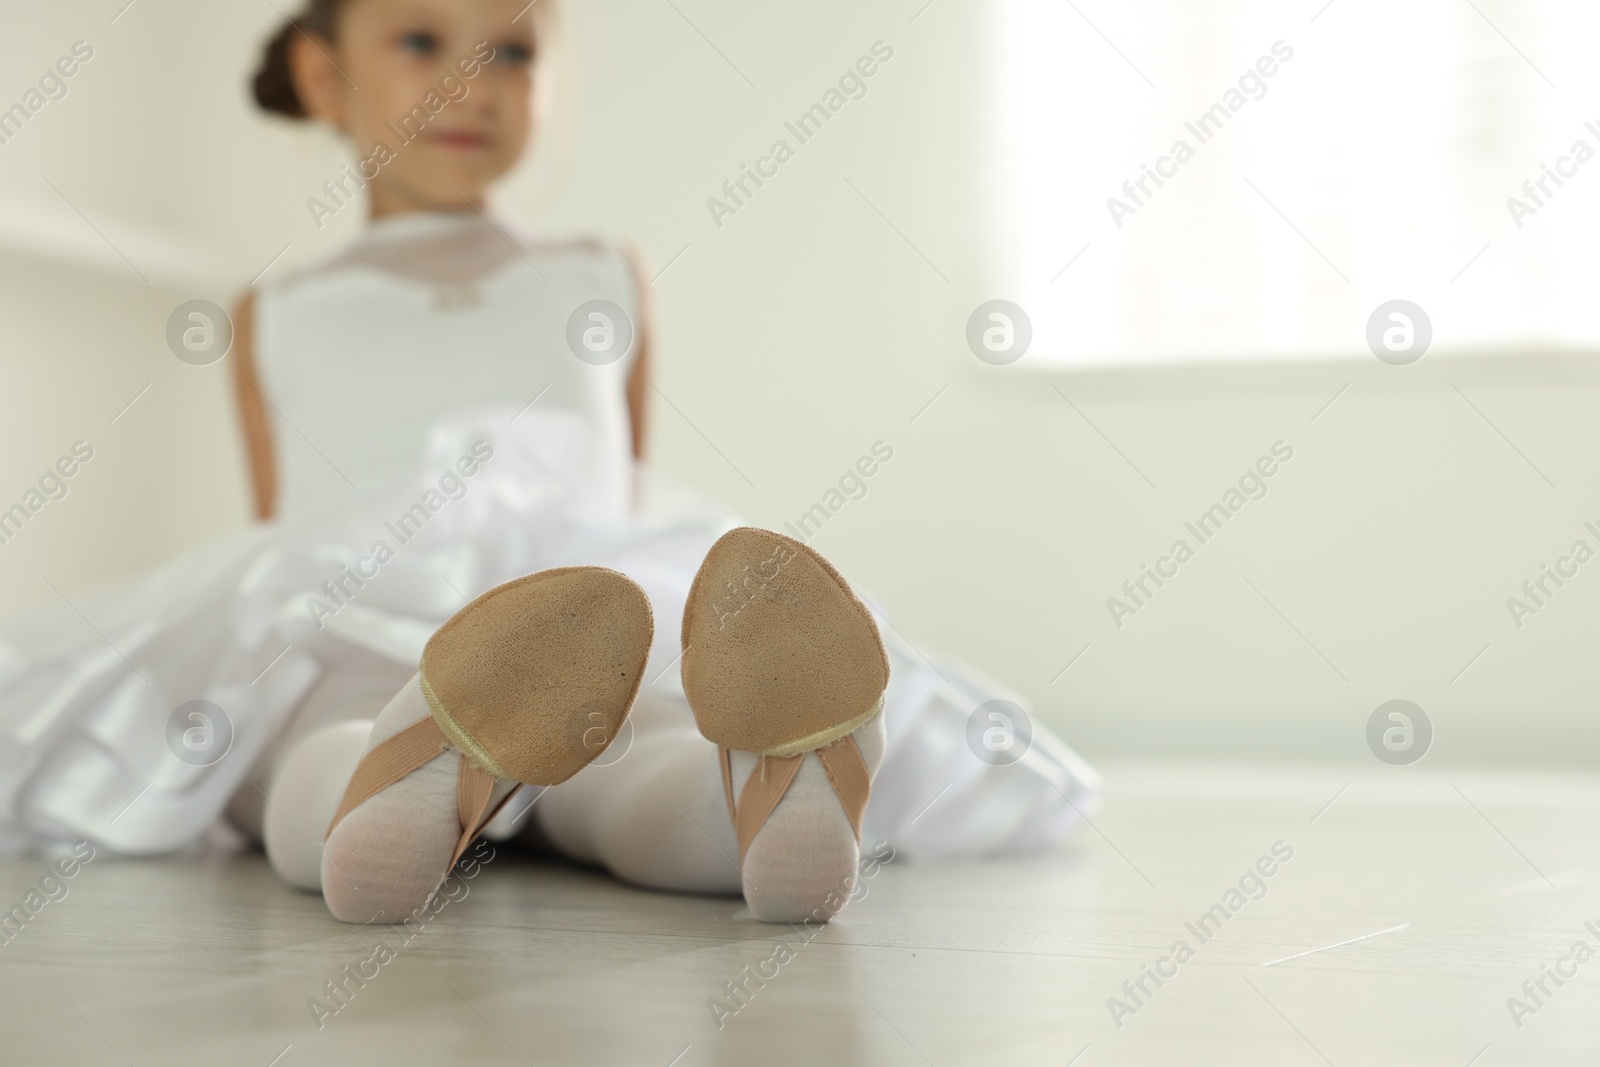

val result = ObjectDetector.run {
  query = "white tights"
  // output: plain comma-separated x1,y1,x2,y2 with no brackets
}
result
236,632,1092,905
523,687,745,894
256,683,810,899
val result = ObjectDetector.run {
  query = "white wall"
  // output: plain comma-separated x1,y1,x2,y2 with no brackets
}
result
1,0,1595,765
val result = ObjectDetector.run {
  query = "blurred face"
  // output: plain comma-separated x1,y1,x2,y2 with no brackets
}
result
292,0,546,217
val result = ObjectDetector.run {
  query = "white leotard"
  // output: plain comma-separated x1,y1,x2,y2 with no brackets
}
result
254,211,640,521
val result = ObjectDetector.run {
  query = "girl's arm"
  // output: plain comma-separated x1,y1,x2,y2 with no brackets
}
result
624,247,652,461
230,291,278,520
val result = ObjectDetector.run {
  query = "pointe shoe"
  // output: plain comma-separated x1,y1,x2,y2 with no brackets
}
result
681,527,890,923
321,567,653,923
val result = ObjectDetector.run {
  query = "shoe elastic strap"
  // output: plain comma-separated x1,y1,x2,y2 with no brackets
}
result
718,736,871,864
325,717,448,841
325,715,521,870
453,757,501,867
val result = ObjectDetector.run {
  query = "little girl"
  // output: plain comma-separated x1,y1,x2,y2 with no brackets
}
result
0,0,1097,925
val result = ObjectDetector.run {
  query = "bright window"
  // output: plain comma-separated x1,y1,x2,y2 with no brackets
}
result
984,0,1600,366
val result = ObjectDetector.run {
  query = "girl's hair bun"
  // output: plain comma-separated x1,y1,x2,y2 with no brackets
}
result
252,18,309,118
251,2,341,119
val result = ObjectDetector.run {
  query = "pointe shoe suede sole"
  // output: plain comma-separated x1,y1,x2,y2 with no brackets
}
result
681,528,889,756
421,566,654,784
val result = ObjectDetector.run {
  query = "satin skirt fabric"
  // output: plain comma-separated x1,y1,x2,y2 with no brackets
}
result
0,409,1099,860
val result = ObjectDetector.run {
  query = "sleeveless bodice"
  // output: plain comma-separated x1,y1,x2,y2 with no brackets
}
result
254,211,639,520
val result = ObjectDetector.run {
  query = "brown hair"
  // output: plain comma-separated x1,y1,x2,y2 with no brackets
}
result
251,0,347,119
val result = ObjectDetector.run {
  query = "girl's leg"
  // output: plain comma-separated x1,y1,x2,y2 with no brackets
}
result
532,688,743,895
534,689,886,921
260,717,372,890
225,645,409,842
263,675,519,916
266,568,654,924
729,711,885,921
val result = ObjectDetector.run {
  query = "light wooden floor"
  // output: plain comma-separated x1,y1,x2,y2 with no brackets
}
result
2,763,1597,1066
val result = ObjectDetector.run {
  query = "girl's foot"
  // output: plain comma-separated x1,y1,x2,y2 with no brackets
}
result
682,528,890,923
316,567,654,923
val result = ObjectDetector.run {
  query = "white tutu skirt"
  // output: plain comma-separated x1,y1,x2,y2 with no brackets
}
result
0,409,1098,860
